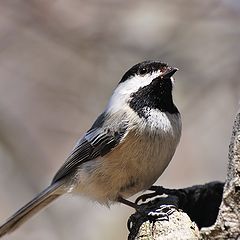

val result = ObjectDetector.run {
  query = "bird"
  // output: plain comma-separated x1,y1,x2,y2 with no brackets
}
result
0,60,181,237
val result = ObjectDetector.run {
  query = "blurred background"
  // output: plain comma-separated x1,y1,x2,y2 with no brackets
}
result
0,0,240,239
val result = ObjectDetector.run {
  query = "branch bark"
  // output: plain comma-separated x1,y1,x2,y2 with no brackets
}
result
128,111,240,240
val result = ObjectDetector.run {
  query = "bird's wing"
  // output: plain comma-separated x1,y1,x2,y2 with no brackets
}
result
52,113,128,183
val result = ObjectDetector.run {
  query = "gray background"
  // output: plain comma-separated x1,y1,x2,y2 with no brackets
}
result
0,0,240,239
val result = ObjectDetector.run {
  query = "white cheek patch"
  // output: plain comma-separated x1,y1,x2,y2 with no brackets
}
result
107,70,162,113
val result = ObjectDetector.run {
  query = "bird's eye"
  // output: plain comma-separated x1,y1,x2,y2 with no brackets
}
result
139,68,148,75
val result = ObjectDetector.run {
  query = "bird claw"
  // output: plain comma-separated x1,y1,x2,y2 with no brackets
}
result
127,204,177,233
135,185,179,205
128,186,179,233
135,186,166,205
147,204,177,221
135,192,159,204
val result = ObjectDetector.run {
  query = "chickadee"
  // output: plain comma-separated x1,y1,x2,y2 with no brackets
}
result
0,60,181,237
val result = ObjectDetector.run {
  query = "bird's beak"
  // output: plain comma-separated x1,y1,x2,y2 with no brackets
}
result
162,67,178,79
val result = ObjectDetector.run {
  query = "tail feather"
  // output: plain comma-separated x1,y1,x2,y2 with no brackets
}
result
0,181,64,238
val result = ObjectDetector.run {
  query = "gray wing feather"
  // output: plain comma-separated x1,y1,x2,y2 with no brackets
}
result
52,113,128,183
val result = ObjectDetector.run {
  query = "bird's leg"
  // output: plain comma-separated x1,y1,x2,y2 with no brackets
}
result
117,196,138,209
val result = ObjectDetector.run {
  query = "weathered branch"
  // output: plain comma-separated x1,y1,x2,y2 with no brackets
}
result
128,111,240,239
200,111,240,239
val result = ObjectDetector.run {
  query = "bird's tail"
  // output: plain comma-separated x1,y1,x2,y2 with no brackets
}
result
0,181,64,238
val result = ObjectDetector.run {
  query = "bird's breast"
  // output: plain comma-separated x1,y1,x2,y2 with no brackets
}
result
74,111,181,204
108,128,177,195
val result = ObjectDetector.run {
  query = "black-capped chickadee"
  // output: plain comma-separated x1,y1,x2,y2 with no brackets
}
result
0,60,181,237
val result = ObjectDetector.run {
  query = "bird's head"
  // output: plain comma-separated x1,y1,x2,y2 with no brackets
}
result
108,61,179,117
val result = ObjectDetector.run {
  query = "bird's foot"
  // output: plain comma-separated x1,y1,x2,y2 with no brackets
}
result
127,203,178,233
147,204,177,221
135,185,178,204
